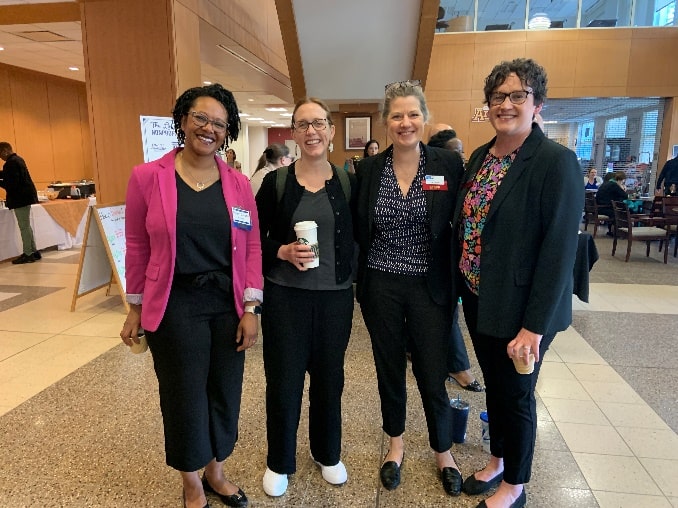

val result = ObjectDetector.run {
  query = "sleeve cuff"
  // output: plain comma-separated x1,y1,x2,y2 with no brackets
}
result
243,288,263,304
126,293,143,305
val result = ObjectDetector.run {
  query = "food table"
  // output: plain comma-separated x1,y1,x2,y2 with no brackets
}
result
0,197,94,262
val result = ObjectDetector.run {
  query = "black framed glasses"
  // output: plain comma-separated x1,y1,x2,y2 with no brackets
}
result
488,90,533,106
189,111,228,133
293,119,328,133
385,79,422,91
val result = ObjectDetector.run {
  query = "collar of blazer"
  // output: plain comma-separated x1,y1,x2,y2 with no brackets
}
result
454,125,545,225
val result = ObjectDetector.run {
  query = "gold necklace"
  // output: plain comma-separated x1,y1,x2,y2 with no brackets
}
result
179,151,218,191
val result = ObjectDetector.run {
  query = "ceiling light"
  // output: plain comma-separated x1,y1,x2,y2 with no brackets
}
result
203,81,212,85
68,66,79,71
260,120,275,124
248,98,254,102
528,13,551,29
0,47,4,51
239,112,250,117
266,107,287,112
280,113,293,117
247,117,264,121
273,124,286,127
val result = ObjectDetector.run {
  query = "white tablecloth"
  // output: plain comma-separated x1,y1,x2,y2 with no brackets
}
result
0,197,94,261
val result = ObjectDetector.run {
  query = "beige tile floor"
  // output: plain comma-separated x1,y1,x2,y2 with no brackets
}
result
1,243,677,507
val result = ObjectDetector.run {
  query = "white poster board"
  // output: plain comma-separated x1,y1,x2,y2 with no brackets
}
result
71,204,127,311
140,115,178,163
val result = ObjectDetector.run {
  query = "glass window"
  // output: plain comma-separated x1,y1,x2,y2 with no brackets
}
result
439,0,475,32
581,0,631,27
477,0,527,31
527,0,579,29
634,0,676,26
577,121,595,160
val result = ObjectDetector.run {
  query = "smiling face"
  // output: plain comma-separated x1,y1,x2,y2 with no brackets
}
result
292,102,335,160
488,73,542,142
386,96,425,150
180,96,227,158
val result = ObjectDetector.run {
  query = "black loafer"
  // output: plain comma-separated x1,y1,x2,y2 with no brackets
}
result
463,471,503,495
201,475,248,508
379,454,403,490
448,376,484,392
476,488,526,508
440,466,462,496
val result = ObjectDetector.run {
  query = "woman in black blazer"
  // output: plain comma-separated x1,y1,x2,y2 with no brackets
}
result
453,59,582,508
355,80,465,497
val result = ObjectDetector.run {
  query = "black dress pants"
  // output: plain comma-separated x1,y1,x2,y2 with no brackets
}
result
460,282,554,485
262,281,354,474
448,305,471,373
360,269,453,452
146,274,243,472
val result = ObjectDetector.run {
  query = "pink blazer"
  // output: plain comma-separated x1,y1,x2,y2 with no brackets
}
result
125,148,263,332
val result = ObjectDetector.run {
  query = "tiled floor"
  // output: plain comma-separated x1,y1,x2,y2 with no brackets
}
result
0,232,677,507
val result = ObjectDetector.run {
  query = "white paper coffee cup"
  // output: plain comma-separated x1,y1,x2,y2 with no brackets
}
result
293,220,319,268
130,334,148,354
512,349,535,375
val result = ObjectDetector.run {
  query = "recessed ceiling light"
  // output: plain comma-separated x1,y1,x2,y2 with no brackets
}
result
239,112,250,117
280,113,293,117
203,81,212,85
248,98,254,102
0,47,4,51
247,117,264,121
68,66,79,71
260,120,275,124
266,107,287,112
273,124,286,127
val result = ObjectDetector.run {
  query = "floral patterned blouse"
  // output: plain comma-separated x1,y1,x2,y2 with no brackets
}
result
459,149,519,295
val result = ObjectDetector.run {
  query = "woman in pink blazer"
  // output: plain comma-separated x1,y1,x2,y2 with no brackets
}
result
120,84,262,508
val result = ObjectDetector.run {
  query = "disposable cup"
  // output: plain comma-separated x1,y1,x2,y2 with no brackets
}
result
130,332,148,354
293,221,319,268
480,411,491,453
512,348,535,375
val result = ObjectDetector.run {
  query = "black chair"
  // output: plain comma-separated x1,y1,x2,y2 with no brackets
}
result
549,20,564,28
485,23,511,31
661,196,678,258
583,192,611,238
611,200,669,263
587,19,617,27
436,6,450,31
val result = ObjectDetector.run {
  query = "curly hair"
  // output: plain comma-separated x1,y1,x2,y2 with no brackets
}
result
172,83,240,151
483,58,548,106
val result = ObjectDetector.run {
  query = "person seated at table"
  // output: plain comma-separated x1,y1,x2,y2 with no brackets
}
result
596,171,627,236
584,166,602,190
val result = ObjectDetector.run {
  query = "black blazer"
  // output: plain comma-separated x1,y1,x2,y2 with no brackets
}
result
451,125,583,337
0,153,38,210
355,143,464,305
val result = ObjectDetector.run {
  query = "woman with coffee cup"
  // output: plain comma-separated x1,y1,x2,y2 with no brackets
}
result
255,97,356,497
354,80,465,496
452,59,581,508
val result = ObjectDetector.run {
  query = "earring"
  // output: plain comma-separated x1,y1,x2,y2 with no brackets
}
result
329,142,334,153
295,144,299,157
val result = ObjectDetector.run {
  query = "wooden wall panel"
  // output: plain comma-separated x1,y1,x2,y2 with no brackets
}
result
0,67,14,145
47,82,86,184
573,37,631,89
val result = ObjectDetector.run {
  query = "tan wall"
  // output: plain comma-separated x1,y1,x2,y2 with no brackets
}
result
329,111,387,168
426,27,678,162
0,63,91,197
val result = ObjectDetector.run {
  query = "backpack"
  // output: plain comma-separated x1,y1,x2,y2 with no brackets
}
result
275,165,351,203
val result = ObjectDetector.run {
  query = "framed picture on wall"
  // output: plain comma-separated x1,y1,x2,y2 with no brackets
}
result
345,117,371,150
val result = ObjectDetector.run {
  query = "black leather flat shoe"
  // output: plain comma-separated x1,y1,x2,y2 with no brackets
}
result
476,488,526,508
440,466,462,496
448,376,484,392
379,453,404,490
201,475,248,508
463,471,503,495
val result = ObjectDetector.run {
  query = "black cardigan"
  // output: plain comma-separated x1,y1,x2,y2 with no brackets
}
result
255,162,357,284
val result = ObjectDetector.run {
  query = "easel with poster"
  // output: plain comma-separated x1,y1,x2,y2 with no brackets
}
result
71,203,127,311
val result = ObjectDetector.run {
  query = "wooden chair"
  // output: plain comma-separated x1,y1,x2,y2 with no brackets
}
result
611,200,670,263
583,192,611,238
662,196,678,258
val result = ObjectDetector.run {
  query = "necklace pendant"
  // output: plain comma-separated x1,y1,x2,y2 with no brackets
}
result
196,181,205,190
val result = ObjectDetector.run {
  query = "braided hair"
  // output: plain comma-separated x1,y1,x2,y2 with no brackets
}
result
172,83,241,151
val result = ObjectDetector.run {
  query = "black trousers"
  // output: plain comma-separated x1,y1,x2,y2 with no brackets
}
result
460,282,554,485
262,281,354,474
146,275,243,472
360,269,453,452
448,305,471,373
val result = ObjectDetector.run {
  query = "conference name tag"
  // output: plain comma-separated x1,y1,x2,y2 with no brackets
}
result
422,175,448,191
232,207,252,230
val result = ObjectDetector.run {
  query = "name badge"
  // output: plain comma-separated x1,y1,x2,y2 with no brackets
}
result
422,175,448,191
232,207,252,230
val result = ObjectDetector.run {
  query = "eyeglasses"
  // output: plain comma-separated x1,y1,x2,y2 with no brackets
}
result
189,111,228,133
293,119,328,133
385,79,422,91
488,90,533,106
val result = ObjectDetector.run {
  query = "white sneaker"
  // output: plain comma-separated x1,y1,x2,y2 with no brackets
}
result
263,467,288,496
315,459,348,485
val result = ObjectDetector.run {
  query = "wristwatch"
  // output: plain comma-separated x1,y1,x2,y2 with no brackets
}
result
244,305,262,315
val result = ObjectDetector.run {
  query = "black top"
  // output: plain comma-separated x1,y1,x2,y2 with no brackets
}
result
657,157,678,191
595,180,627,210
256,162,357,285
174,174,231,275
0,153,38,210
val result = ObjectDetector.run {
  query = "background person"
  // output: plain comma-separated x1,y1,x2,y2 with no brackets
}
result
426,132,481,392
453,58,581,508
584,166,603,190
355,81,465,497
119,84,262,508
255,98,356,497
0,142,41,264
363,139,380,158
656,153,678,196
596,171,628,236
249,143,291,196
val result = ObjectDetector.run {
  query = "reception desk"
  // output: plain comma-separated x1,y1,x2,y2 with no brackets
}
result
0,198,94,262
